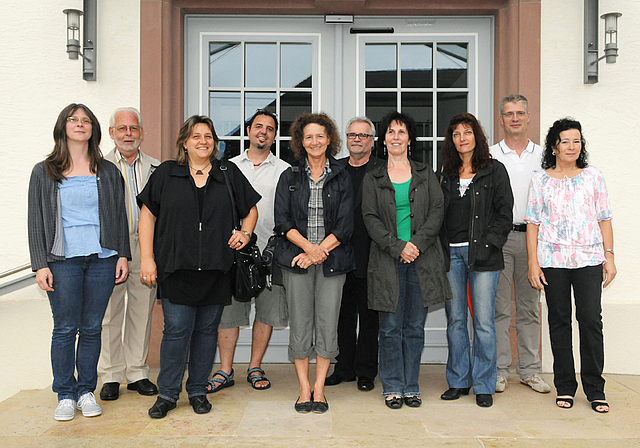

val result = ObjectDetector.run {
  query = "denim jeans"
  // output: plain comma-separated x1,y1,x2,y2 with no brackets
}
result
445,246,499,395
378,262,428,397
157,298,223,403
47,254,118,401
543,265,605,401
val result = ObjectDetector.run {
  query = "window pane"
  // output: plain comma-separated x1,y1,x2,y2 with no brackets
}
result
401,92,433,137
437,92,468,137
209,91,241,137
281,43,312,88
365,44,397,88
437,43,468,88
246,43,277,88
279,140,294,164
219,140,241,160
365,92,397,135
280,92,312,136
436,140,444,172
401,44,433,88
245,93,277,125
209,42,241,88
409,141,433,166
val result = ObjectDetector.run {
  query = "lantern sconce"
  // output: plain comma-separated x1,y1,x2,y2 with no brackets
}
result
63,0,97,81
584,0,622,84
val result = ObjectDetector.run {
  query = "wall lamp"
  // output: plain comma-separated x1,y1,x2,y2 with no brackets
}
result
63,0,97,81
584,0,622,84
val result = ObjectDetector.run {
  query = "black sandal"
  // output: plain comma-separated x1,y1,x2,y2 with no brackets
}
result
385,396,403,409
206,369,235,393
247,367,271,390
404,396,422,407
591,401,610,413
555,396,574,409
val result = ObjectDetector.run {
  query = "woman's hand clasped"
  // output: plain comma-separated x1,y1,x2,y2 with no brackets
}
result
400,242,420,264
228,229,250,250
140,258,157,287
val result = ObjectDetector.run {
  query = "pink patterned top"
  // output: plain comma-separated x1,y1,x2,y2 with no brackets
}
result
525,166,612,269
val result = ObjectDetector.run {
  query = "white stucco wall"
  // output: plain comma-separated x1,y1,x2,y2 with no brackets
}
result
0,0,140,273
541,0,640,374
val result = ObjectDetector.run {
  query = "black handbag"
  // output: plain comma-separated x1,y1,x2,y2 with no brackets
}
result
220,161,266,302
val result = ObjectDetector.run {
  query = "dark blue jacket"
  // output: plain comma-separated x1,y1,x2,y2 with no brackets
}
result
274,156,356,276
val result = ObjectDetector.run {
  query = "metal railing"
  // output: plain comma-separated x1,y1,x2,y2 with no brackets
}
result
0,263,31,280
0,263,35,297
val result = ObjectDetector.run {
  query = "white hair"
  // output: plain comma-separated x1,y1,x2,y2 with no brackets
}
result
345,116,375,139
109,107,143,128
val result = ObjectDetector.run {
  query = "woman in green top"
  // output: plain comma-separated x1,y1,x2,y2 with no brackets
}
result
362,112,450,409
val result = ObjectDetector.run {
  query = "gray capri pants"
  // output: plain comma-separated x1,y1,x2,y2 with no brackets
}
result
282,264,346,359
219,285,288,329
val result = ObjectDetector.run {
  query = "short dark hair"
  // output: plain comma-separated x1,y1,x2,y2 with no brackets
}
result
289,113,342,159
376,111,417,155
542,117,588,170
46,103,102,182
441,113,492,177
500,94,528,114
246,109,279,133
175,115,220,164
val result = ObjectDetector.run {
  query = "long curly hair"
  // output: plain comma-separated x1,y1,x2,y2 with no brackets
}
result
542,117,589,169
289,113,342,159
175,115,220,165
441,113,492,177
45,103,102,182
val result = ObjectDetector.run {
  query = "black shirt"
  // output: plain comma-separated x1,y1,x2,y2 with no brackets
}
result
346,161,371,278
445,177,472,244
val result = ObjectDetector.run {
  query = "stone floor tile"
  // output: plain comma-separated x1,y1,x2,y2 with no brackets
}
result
420,403,527,438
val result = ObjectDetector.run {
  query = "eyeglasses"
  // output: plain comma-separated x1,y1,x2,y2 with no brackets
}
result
115,125,141,133
67,116,92,125
346,132,373,140
501,111,527,119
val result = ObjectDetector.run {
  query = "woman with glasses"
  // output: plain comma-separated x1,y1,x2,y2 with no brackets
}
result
274,112,355,414
28,103,131,421
526,118,615,413
438,113,513,408
362,111,450,409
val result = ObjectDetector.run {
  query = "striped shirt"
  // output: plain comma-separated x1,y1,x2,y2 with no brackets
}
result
114,150,142,234
305,159,330,245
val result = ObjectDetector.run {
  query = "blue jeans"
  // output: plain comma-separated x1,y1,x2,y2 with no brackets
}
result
47,255,118,401
378,262,428,397
157,298,223,402
445,246,499,395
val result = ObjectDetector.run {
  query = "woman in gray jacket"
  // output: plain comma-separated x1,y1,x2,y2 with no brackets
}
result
362,111,451,409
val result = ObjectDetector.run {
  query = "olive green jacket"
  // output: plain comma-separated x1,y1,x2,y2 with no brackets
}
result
362,160,451,313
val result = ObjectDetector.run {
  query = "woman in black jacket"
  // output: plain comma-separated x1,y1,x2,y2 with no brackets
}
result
274,113,355,414
439,113,513,408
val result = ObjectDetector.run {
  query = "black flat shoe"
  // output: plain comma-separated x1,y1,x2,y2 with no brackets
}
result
440,387,471,401
127,378,158,396
148,397,176,419
590,401,610,413
476,394,493,407
404,396,422,407
385,396,403,409
357,377,375,391
295,394,313,413
325,372,355,386
100,382,120,401
189,395,212,414
312,396,329,414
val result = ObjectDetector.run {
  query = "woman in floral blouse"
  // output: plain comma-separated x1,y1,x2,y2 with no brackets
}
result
525,117,616,414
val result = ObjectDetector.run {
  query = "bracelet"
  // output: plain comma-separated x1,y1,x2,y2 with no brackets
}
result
604,248,614,256
242,230,251,238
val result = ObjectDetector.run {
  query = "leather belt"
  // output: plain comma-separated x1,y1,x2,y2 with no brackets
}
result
512,224,527,232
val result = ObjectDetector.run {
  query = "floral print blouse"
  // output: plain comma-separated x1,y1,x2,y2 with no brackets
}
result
525,165,612,269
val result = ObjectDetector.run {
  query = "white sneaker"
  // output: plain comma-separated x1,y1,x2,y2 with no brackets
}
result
521,374,551,394
77,392,102,417
496,375,507,393
54,399,76,421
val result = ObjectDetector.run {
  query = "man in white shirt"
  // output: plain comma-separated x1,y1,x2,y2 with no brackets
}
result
207,110,290,393
489,94,550,394
99,107,160,400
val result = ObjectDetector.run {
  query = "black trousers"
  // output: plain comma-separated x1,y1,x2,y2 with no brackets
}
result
542,265,605,401
333,273,379,379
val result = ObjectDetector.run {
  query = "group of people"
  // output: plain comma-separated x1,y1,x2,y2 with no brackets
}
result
28,93,615,422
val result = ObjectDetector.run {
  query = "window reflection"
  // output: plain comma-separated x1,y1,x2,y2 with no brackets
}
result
401,92,433,137
366,44,397,88
437,92,468,137
409,141,433,166
245,93,277,124
280,91,312,136
281,43,312,88
437,43,468,88
401,44,433,88
209,43,241,88
246,43,277,88
209,91,241,137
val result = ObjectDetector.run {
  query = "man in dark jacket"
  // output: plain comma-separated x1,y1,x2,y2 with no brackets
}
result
325,117,382,391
